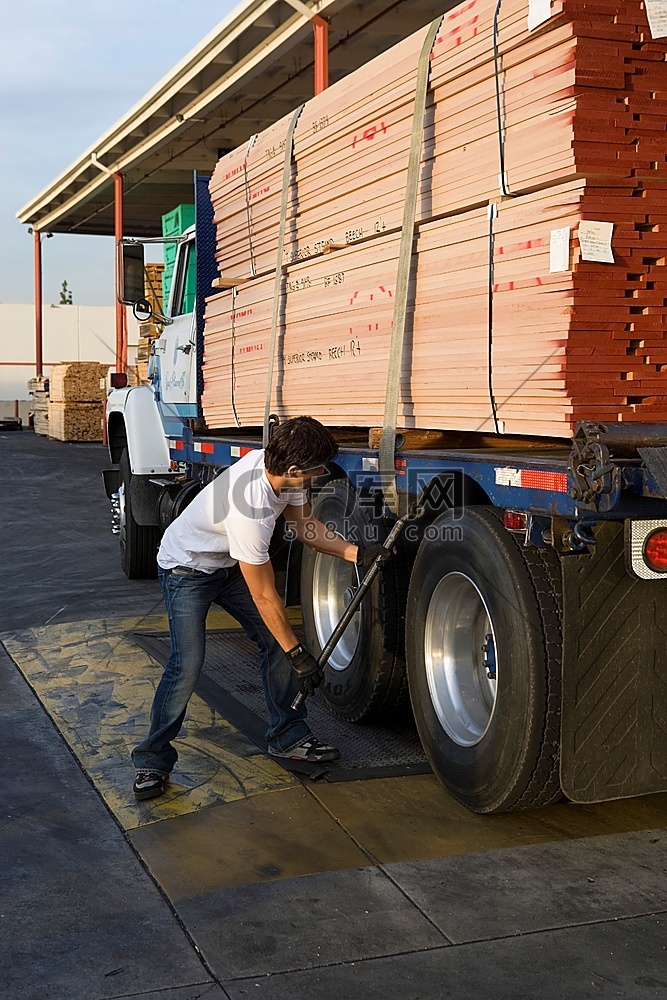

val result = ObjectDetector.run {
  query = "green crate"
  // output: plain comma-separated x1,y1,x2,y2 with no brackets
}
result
161,204,195,237
163,242,178,266
162,262,175,308
182,252,197,315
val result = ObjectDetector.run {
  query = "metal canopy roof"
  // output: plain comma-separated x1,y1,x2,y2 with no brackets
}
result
17,0,452,237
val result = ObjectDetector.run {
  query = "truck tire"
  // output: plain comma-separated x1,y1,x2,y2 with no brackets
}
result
300,478,408,722
406,506,562,813
119,448,160,579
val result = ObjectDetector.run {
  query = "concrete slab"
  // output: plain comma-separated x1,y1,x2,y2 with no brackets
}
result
129,786,370,898
0,648,210,1000
221,914,667,999
0,434,161,631
2,617,296,831
176,866,447,980
387,829,667,942
4,432,667,1000
310,774,667,865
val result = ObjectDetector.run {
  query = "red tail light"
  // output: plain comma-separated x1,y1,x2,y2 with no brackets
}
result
644,529,667,573
504,510,527,531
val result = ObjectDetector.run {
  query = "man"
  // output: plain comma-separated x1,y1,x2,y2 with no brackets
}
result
132,415,387,800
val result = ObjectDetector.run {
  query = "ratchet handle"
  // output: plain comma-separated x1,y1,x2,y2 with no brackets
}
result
289,501,425,714
291,689,307,711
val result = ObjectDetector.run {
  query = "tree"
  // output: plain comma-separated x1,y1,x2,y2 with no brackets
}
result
59,280,73,305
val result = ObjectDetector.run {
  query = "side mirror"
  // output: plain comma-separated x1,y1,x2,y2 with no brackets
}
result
132,298,153,322
117,242,145,305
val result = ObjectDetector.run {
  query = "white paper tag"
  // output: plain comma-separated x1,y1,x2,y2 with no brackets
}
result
549,227,570,273
495,467,522,487
578,221,615,264
646,0,667,38
528,0,551,31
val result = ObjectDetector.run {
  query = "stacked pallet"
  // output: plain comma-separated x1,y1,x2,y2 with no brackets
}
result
48,362,108,442
202,0,667,437
136,263,164,383
27,376,49,436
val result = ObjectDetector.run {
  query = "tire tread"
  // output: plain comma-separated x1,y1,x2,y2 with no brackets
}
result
485,508,562,811
120,449,160,579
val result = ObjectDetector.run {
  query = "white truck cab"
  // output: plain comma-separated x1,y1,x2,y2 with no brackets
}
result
104,229,199,578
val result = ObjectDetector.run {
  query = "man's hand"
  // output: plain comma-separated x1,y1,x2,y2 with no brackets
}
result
356,543,391,574
286,644,323,697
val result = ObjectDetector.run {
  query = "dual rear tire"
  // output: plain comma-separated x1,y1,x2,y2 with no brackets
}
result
406,507,562,813
300,490,562,813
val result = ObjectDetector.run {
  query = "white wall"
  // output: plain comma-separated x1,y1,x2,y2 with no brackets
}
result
0,303,139,399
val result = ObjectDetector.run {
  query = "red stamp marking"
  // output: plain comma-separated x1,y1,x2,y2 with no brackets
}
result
432,1,479,56
224,163,246,181
351,121,388,149
493,277,543,293
496,238,546,256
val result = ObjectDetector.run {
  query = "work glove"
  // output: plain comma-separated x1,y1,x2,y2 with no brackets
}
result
356,543,392,575
286,644,323,697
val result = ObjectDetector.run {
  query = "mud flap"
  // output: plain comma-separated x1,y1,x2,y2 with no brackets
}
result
561,520,667,802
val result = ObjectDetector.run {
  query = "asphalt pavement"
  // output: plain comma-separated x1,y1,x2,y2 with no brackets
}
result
1,429,667,1000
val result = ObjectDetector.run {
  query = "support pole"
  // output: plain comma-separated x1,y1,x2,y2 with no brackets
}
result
113,172,126,373
284,2,329,95
313,15,329,95
34,230,43,377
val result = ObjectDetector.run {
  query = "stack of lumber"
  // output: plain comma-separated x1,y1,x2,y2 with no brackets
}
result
202,0,667,438
137,263,164,383
27,376,49,436
48,362,108,442
125,365,142,387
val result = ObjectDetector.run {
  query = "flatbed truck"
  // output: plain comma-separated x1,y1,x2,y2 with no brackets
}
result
103,173,667,815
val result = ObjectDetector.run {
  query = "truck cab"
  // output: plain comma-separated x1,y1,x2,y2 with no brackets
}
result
104,221,203,579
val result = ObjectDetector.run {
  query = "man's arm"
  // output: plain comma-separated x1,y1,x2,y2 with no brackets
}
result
284,502,358,561
238,559,300,651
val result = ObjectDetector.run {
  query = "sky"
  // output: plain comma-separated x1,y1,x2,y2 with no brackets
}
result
0,1,239,307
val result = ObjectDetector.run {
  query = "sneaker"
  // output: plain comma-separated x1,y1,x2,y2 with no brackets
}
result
268,736,340,763
133,769,168,800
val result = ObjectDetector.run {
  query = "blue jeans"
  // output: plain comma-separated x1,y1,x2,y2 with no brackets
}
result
131,564,310,773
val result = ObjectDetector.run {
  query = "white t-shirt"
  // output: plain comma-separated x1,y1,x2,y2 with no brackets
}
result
157,448,307,573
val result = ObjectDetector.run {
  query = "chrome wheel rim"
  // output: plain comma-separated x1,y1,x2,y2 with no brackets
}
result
424,572,498,747
311,543,361,671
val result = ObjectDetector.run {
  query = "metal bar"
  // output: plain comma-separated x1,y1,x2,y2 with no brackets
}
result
14,400,19,419
575,420,667,456
34,230,43,377
284,0,316,18
313,16,329,94
291,507,421,711
113,173,125,373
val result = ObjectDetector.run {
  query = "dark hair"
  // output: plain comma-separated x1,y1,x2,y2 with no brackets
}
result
264,416,338,475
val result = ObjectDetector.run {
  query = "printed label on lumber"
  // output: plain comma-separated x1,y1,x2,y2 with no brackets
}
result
549,228,570,273
577,221,614,264
527,0,551,32
645,1,667,39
